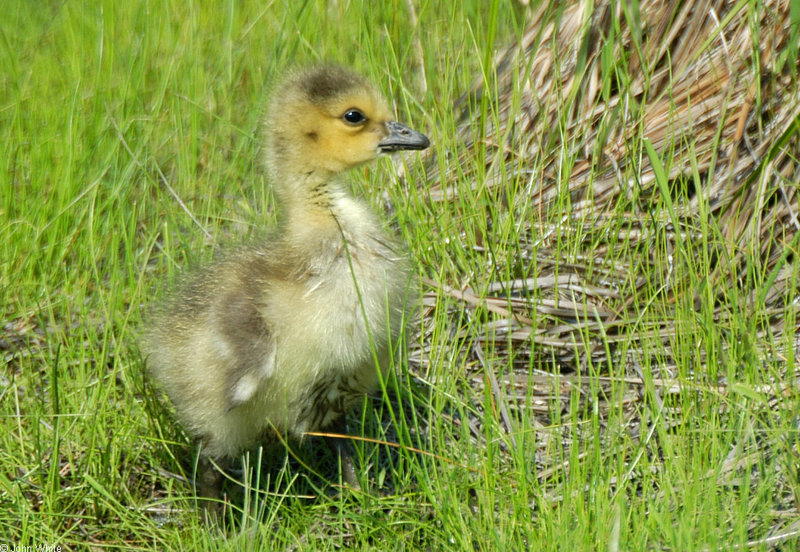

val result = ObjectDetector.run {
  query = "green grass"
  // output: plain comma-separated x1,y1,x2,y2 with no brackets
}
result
2,0,799,550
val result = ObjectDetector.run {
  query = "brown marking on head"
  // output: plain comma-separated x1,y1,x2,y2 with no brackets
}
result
264,66,394,176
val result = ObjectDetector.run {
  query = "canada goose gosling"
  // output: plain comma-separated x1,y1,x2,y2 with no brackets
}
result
141,66,429,504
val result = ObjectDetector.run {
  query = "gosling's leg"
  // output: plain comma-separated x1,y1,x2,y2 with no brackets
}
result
324,420,361,491
196,455,222,496
196,455,225,517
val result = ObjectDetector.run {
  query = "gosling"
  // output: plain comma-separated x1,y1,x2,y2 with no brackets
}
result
141,66,429,503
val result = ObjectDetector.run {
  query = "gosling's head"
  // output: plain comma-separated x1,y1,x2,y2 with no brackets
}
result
263,66,429,182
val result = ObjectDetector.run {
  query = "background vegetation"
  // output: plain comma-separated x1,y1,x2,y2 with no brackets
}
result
2,0,799,550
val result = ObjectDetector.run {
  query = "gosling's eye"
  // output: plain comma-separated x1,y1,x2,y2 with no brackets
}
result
342,109,366,125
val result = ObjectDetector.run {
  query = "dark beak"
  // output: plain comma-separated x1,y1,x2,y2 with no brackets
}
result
378,121,430,153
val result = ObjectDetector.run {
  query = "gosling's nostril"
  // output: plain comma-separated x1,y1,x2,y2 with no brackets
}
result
378,121,430,152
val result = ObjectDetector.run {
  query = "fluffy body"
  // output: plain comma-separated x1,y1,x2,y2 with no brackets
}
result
141,66,427,471
143,194,411,459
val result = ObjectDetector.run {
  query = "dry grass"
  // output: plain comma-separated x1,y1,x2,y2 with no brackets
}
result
413,1,800,542
420,0,799,384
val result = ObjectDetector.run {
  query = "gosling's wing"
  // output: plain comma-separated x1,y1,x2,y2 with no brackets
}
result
211,251,278,411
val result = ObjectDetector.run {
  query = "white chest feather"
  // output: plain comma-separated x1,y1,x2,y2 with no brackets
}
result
247,196,411,435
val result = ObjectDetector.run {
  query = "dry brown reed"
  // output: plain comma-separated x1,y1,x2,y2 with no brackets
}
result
420,0,799,377
412,4,800,515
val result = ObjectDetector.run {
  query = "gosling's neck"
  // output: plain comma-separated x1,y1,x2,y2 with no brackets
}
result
272,166,380,251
